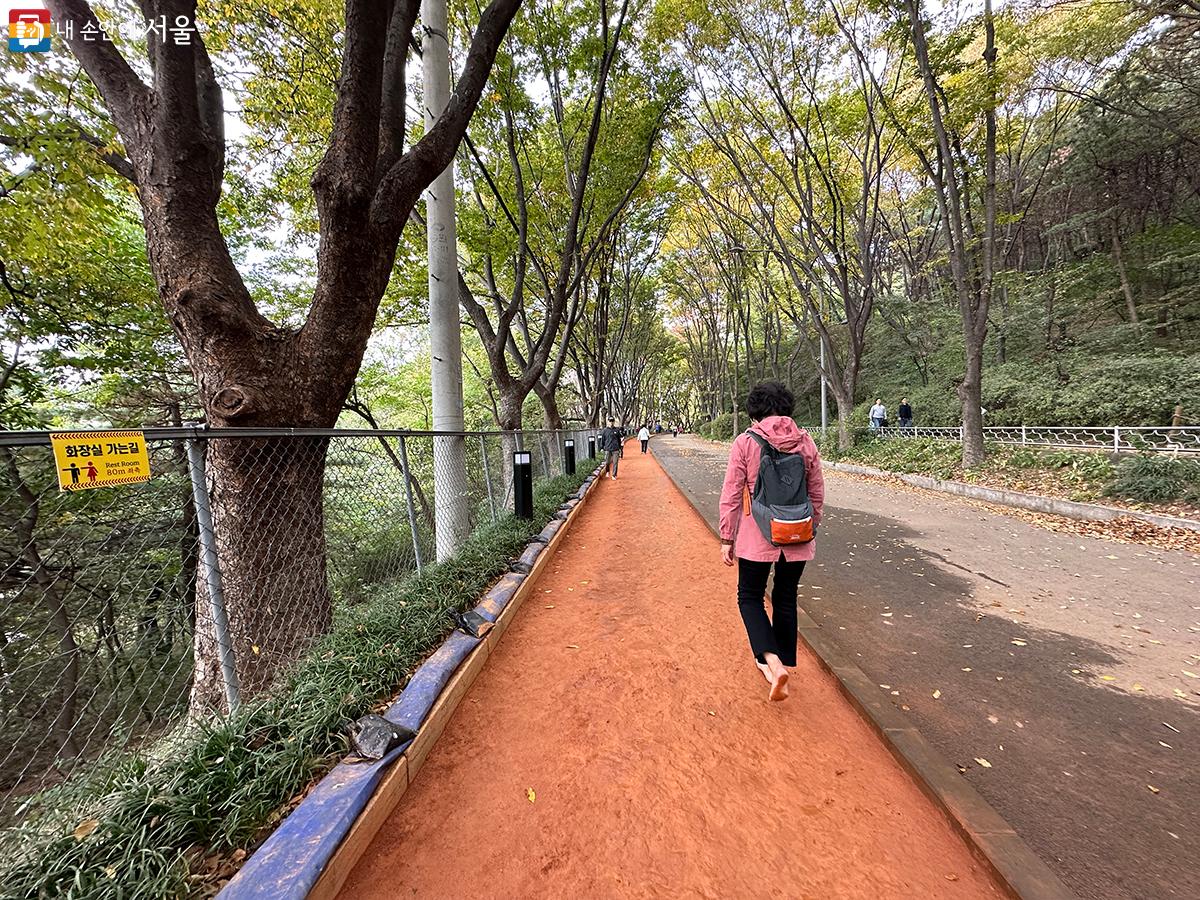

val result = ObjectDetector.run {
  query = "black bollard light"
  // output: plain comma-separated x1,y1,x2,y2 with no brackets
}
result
564,439,576,475
514,450,533,519
587,434,596,459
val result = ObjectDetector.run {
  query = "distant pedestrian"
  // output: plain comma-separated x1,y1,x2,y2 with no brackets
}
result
869,398,887,430
638,425,651,454
601,419,623,479
672,424,678,437
898,398,913,429
719,381,825,703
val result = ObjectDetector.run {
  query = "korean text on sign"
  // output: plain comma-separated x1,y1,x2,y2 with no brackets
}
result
50,431,152,492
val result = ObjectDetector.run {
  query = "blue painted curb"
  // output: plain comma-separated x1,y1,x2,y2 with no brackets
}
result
474,572,526,623
512,541,545,573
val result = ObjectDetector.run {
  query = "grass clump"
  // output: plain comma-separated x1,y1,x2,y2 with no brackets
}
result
1103,455,1200,504
0,470,591,900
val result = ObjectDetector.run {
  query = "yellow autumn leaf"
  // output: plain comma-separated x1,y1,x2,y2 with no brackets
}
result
1100,675,1116,681
526,787,535,803
74,818,100,840
932,689,942,699
974,758,992,768
1147,785,1160,794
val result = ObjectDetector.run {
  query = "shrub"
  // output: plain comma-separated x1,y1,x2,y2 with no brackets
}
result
700,412,734,440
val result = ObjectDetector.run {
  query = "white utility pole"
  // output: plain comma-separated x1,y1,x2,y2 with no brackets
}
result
424,0,470,561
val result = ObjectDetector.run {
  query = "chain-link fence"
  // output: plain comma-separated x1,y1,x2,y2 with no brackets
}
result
0,426,598,852
862,425,1200,454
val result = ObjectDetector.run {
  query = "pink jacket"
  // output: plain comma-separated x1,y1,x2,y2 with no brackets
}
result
719,416,825,562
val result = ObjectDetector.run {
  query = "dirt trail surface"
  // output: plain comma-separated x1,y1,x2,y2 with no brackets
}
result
341,446,1003,900
654,434,1200,900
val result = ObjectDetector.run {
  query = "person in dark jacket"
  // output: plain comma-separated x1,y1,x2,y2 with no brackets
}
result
600,419,623,479
898,398,913,429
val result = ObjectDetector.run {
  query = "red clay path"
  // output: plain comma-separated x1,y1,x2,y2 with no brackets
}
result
341,446,1005,899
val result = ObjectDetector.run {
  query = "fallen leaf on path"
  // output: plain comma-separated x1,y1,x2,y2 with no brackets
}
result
545,605,555,608
974,758,992,768
945,874,959,882
987,715,999,724
1164,722,1181,734
526,788,536,803
1011,639,1027,646
1183,671,1199,679
1160,741,1172,749
1147,785,1160,795
1133,684,1144,692
1100,675,1116,682
933,689,942,699
566,644,580,649
962,667,973,672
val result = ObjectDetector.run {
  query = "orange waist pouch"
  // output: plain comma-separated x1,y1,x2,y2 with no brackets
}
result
770,516,814,545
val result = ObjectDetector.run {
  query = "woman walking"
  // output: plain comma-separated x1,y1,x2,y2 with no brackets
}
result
638,424,651,454
719,382,824,702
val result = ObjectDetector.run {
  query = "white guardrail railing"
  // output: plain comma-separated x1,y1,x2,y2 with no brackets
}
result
865,425,1200,454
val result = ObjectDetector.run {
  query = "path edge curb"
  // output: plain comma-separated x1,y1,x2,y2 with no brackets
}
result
828,461,1200,534
655,452,1075,900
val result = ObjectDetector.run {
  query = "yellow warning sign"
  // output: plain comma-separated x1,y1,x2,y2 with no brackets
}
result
50,431,151,492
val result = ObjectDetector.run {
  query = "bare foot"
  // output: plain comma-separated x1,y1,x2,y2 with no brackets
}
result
763,655,790,702
755,661,773,685
769,670,790,702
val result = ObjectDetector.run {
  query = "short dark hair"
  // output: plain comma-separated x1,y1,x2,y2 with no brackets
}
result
746,381,795,421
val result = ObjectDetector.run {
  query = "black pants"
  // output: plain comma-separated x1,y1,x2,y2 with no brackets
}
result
640,439,648,453
737,555,806,666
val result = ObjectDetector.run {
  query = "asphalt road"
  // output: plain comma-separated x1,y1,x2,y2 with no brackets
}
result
652,435,1200,900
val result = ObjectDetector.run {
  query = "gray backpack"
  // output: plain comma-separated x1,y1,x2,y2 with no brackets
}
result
746,431,815,546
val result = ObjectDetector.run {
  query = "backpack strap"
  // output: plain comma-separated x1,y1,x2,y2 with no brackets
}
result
745,430,780,458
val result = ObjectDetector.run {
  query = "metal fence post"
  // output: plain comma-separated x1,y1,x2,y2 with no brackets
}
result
480,433,497,522
184,434,241,714
1021,425,1027,446
397,436,424,574
1113,426,1120,454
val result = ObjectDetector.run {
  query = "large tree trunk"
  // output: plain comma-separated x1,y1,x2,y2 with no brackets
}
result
958,344,987,468
533,380,563,431
190,437,332,712
494,389,526,511
832,391,855,450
